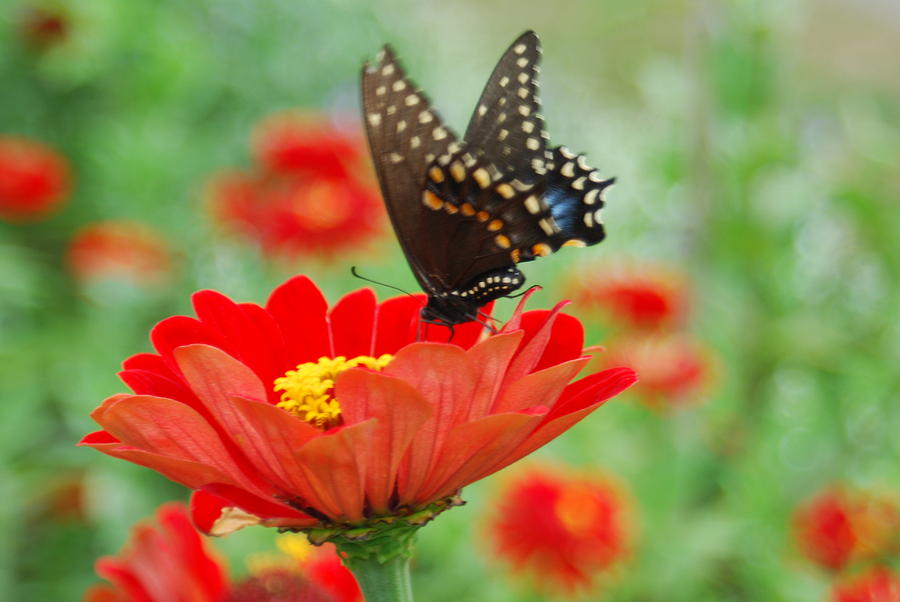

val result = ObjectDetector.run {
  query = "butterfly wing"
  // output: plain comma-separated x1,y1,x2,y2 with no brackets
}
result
463,30,549,182
361,46,463,295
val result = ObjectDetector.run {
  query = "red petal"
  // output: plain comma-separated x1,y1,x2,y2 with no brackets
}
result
532,312,584,371
500,286,541,331
546,366,637,421
118,368,203,412
294,420,379,522
90,393,257,492
222,394,323,501
384,343,476,504
464,331,523,420
121,352,170,374
174,343,268,407
192,290,285,391
174,345,317,492
329,288,377,358
372,295,423,355
151,315,228,369
156,503,229,600
190,489,229,535
79,430,119,445
488,367,637,475
94,557,152,602
491,358,589,414
336,369,433,513
192,485,314,526
415,411,544,503
504,302,570,382
266,275,332,365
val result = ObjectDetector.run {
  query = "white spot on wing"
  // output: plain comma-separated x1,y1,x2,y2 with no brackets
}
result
367,113,382,127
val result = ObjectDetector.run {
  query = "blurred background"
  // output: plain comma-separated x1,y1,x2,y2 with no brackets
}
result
1,0,898,600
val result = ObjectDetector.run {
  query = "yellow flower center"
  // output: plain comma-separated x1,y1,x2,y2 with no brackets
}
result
274,354,392,429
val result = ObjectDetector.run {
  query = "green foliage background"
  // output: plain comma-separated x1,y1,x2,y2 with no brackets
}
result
1,0,898,600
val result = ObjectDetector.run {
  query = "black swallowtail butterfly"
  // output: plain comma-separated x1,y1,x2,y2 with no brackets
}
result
361,31,614,327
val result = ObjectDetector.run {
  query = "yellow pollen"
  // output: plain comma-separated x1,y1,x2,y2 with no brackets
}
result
273,354,392,429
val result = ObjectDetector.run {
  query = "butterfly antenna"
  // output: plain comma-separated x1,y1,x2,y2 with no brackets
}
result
505,284,541,300
350,266,417,298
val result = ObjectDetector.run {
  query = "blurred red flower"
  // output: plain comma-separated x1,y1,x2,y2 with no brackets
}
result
794,487,899,573
67,220,173,286
207,113,383,258
831,567,900,602
84,504,358,602
568,263,688,331
207,168,381,259
81,276,636,536
303,544,362,602
488,467,630,593
252,112,366,180
0,135,71,222
84,502,229,602
600,334,710,407
19,6,69,48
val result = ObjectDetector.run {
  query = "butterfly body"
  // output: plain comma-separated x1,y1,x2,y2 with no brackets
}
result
362,31,614,326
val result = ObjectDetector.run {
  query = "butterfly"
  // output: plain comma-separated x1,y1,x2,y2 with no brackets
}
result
361,30,614,327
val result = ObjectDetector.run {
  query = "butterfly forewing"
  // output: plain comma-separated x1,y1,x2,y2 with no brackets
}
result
361,46,463,293
463,31,548,183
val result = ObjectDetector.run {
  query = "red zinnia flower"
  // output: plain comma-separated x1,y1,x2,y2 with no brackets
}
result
84,502,229,602
303,544,362,602
488,467,630,593
206,168,382,259
67,220,173,286
794,487,899,573
206,112,383,258
568,263,688,331
831,567,900,602
0,135,71,222
600,334,710,407
81,276,636,538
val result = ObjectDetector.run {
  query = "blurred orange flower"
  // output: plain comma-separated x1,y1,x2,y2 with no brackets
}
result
67,220,173,286
0,135,71,222
831,567,900,602
488,467,630,594
84,502,229,602
207,112,383,258
568,263,688,332
601,334,711,407
794,487,899,573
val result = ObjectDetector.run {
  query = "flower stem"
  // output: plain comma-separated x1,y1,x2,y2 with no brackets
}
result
345,554,413,602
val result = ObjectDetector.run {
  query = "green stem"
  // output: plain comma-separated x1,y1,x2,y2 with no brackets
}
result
344,554,413,602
